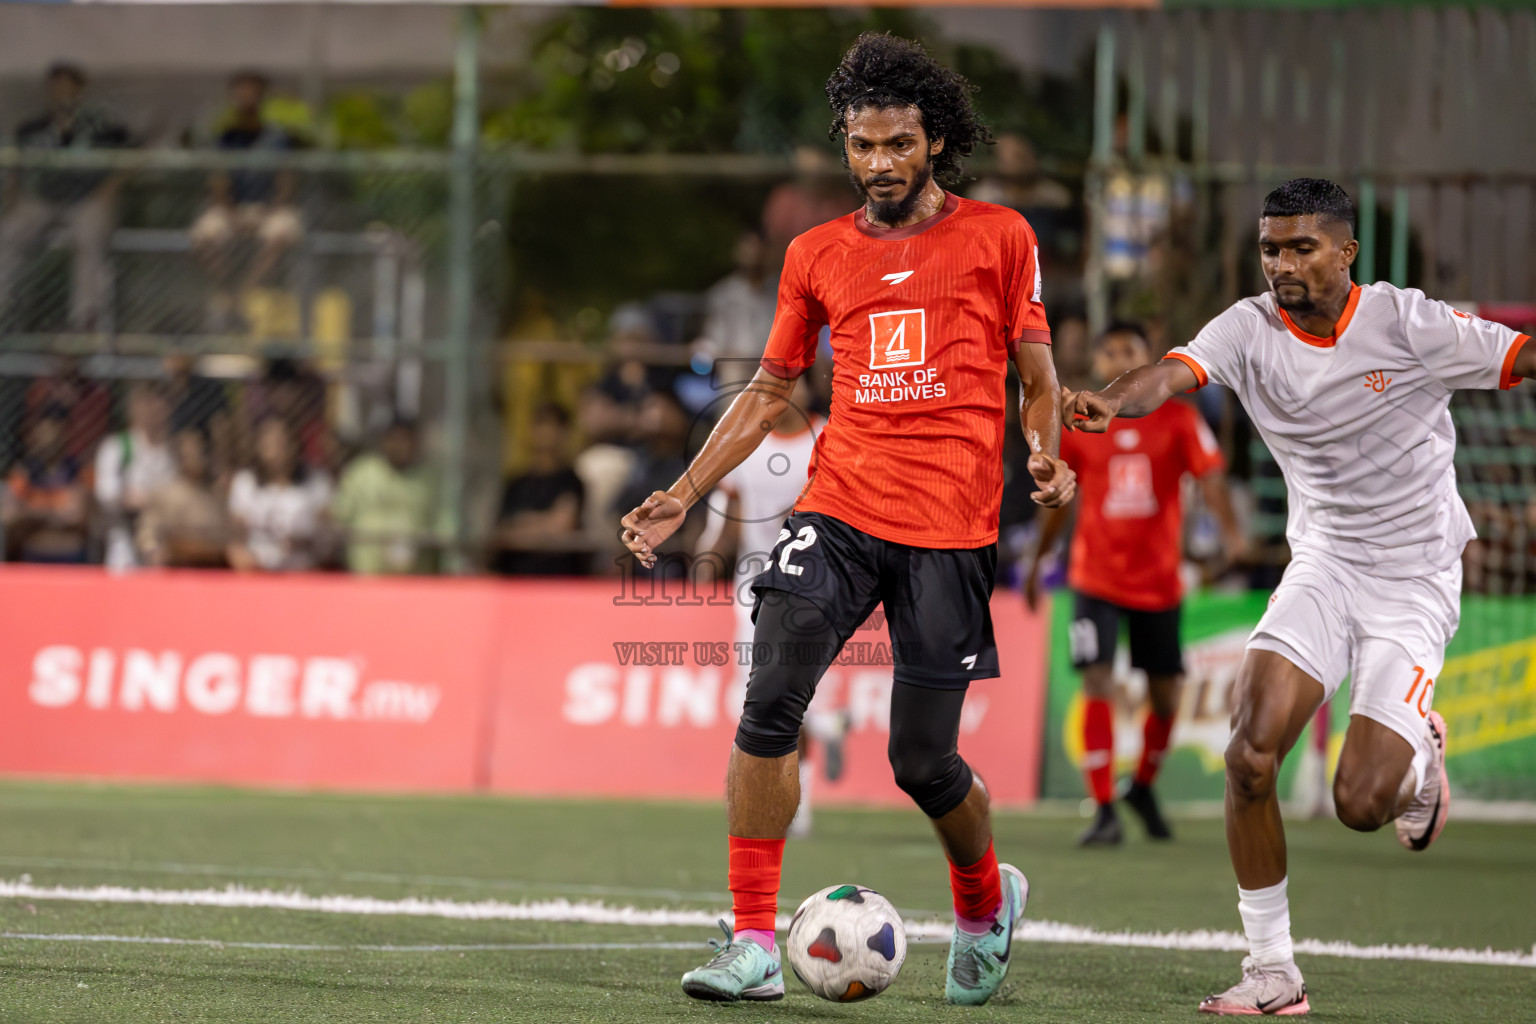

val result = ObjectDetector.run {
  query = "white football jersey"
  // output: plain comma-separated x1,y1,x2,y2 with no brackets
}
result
1166,282,1529,578
717,418,822,570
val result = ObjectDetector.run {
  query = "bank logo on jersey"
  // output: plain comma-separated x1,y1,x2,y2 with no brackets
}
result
1104,453,1158,519
868,308,927,369
1364,370,1392,393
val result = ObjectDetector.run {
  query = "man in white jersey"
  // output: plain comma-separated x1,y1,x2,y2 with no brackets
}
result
1064,179,1534,1016
696,375,848,838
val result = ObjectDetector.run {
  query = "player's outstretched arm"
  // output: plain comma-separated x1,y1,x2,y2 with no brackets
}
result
1066,359,1200,432
1512,335,1536,384
1012,341,1076,508
619,367,796,568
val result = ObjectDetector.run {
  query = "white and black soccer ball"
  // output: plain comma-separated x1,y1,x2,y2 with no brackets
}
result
785,884,907,1002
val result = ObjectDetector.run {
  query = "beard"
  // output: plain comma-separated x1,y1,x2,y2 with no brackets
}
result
1272,282,1316,314
852,160,934,226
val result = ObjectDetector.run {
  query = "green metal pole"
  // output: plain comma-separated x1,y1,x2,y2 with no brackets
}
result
1127,18,1146,167
1357,177,1377,285
442,5,480,572
1389,185,1410,288
1094,22,1116,168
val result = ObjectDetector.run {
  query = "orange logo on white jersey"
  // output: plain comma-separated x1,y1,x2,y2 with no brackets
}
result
868,308,926,370
1364,370,1392,393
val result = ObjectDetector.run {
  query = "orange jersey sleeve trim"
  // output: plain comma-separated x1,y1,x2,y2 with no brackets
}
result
1500,334,1531,390
1006,328,1053,356
1277,283,1361,348
759,356,805,380
1162,352,1209,391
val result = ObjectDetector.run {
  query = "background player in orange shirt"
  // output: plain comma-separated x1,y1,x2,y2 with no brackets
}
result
1025,324,1245,845
621,33,1076,1006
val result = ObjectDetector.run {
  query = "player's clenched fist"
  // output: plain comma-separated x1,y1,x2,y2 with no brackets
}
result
1027,453,1076,508
620,490,686,569
1060,388,1117,433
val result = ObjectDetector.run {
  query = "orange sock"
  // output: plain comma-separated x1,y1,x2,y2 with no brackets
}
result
948,840,1002,922
1135,711,1175,787
1083,697,1115,805
728,835,784,933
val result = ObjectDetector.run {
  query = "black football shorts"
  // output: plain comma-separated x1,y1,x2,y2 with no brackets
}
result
749,510,999,690
1069,591,1184,676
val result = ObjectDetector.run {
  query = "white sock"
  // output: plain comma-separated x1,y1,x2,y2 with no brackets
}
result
1237,878,1294,967
789,762,813,835
1408,741,1432,799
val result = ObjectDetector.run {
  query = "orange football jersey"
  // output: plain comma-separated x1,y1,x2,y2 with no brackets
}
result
1058,401,1224,611
760,193,1049,548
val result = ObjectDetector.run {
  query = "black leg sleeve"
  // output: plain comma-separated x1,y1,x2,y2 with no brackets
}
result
887,680,975,819
733,590,845,759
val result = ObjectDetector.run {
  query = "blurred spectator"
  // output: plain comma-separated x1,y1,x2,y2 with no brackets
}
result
226,416,331,572
244,357,330,469
573,384,638,547
0,63,130,333
190,71,304,331
499,288,595,476
331,420,435,575
1049,313,1093,392
600,302,671,407
163,354,233,478
695,230,775,389
614,388,697,575
493,402,586,576
762,145,858,265
20,355,111,464
968,133,1073,211
136,428,228,568
2,406,90,563
94,381,176,569
968,133,1081,317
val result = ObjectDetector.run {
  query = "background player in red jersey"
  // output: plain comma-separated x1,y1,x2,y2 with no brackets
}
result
620,33,1076,1006
1025,325,1245,846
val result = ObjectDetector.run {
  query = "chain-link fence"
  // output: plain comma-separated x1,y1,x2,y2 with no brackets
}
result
0,148,512,573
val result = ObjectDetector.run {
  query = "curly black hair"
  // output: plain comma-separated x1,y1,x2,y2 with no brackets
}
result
825,32,991,188
1262,178,1356,236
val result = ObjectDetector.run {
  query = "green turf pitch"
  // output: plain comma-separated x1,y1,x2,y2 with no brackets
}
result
0,781,1530,1023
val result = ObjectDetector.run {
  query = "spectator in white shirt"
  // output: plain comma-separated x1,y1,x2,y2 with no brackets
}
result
94,382,176,569
227,416,330,572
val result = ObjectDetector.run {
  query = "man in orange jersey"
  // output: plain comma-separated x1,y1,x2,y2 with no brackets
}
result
1025,324,1245,846
621,33,1076,1006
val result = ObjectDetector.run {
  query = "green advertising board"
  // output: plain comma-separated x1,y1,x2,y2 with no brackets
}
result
1040,590,1536,803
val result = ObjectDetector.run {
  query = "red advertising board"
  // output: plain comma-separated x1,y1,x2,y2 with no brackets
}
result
488,581,1047,806
0,567,500,791
0,568,1046,804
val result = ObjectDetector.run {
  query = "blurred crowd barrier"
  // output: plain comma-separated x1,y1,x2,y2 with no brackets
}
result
0,145,515,575
0,566,1046,805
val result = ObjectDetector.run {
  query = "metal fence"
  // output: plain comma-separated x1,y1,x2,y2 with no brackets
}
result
0,147,511,573
0,144,806,577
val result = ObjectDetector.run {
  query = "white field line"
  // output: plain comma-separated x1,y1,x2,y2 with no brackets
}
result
0,932,700,953
1,879,1532,968
0,855,733,904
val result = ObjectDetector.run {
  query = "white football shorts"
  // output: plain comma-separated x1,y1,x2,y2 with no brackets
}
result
1246,547,1461,757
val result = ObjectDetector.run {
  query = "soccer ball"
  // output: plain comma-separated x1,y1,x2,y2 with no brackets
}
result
785,884,907,1001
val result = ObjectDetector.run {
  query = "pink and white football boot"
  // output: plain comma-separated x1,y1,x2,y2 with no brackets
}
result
1396,711,1450,852
1198,957,1309,1016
